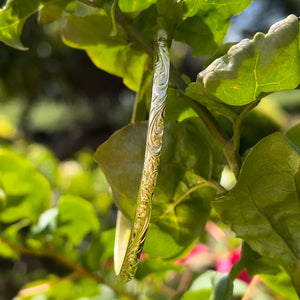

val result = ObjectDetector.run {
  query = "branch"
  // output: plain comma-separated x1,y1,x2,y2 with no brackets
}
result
0,236,137,300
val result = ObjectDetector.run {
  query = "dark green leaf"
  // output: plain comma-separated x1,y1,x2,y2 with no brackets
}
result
0,149,51,223
135,256,181,280
62,13,149,90
210,275,233,300
38,0,73,23
56,195,100,245
84,229,115,271
213,132,300,288
95,118,224,258
191,15,300,105
0,0,73,49
174,0,252,56
156,0,203,37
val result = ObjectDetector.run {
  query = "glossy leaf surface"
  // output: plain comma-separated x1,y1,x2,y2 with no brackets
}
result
62,13,148,91
95,118,224,258
174,0,252,56
187,15,300,106
213,133,300,286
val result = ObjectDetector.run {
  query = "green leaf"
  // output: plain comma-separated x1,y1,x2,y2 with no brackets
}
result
38,0,73,23
84,229,115,271
260,268,299,300
118,0,156,13
181,270,248,300
25,144,59,185
213,132,300,289
135,255,181,280
192,15,300,105
156,0,203,37
185,82,238,121
95,118,224,258
210,275,233,300
0,149,51,223
174,0,252,56
181,289,211,300
56,195,100,245
62,13,149,91
0,0,72,50
286,123,300,149
0,239,18,260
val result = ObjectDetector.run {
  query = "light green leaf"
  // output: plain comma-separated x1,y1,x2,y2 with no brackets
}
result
181,270,248,300
95,118,224,258
261,268,299,300
62,13,149,91
0,0,72,49
56,195,100,245
193,15,300,105
185,82,238,121
118,0,156,13
0,239,18,259
26,144,59,185
213,132,300,291
174,0,252,56
0,149,50,223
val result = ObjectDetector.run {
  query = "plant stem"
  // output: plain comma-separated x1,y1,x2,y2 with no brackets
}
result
115,6,153,57
181,94,242,178
0,236,138,300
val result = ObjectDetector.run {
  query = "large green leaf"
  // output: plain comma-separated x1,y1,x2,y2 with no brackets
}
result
0,149,51,223
118,0,156,13
38,0,73,23
55,195,100,245
62,13,149,91
0,0,73,49
174,0,252,56
213,132,300,291
187,15,300,106
95,118,224,258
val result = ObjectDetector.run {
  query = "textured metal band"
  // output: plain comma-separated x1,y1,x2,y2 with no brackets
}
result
115,38,170,282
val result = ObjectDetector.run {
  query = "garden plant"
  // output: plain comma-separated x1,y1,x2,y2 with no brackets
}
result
0,0,299,299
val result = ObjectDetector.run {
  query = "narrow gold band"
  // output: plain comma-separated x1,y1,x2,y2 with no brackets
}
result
114,38,170,282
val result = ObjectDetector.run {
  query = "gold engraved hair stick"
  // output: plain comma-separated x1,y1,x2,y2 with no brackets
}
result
114,37,170,282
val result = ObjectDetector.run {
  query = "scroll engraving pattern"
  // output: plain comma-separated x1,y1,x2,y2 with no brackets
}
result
118,39,170,282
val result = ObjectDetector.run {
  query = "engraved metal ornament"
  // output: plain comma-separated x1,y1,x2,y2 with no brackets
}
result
115,38,170,282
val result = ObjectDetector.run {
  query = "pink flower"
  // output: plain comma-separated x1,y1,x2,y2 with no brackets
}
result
175,244,209,265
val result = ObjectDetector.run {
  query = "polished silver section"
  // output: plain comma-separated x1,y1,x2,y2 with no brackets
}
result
115,38,170,282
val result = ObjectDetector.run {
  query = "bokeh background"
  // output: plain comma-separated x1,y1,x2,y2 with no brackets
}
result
0,0,299,298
